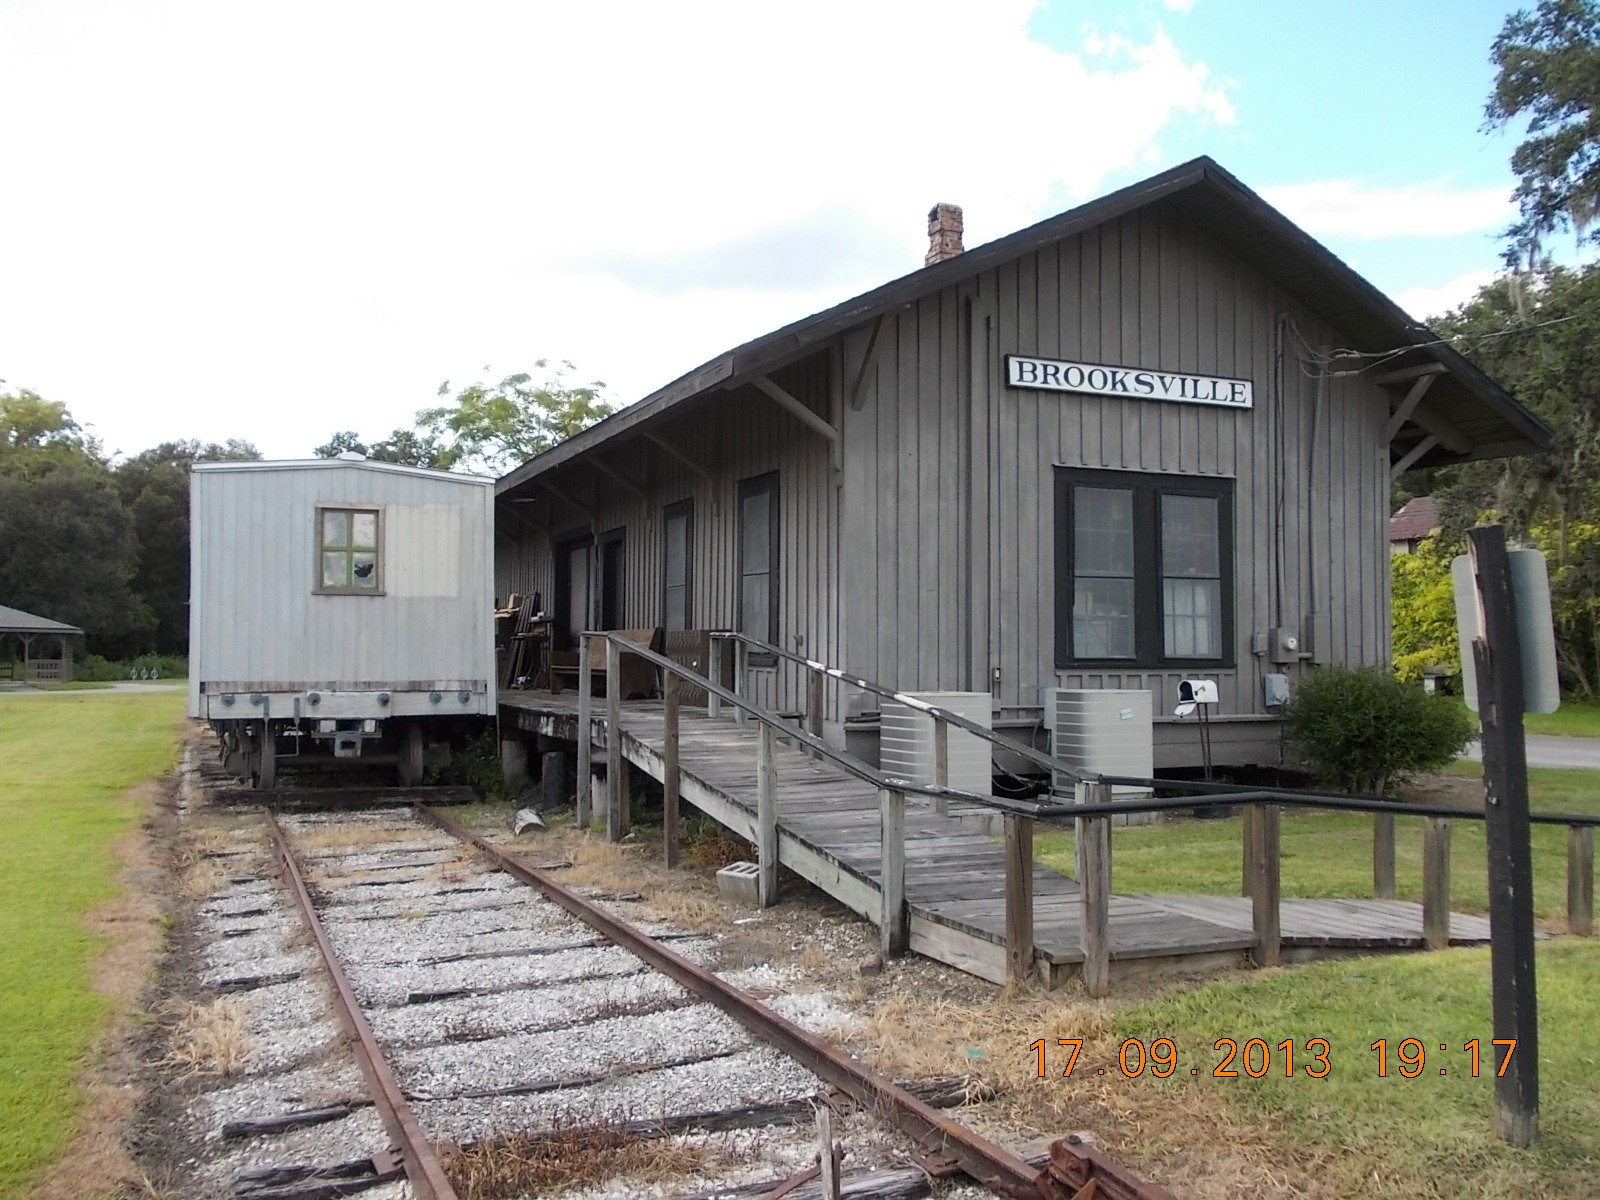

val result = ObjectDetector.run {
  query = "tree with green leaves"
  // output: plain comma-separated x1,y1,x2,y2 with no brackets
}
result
113,439,261,655
1487,0,1600,264
313,428,459,470
0,391,146,650
419,360,615,473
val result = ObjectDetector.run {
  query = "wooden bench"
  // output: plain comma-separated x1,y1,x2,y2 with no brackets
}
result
550,628,663,700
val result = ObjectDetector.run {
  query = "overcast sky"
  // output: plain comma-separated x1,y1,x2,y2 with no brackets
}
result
0,0,1556,462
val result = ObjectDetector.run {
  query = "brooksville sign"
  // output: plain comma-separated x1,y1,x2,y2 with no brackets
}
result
1006,354,1254,409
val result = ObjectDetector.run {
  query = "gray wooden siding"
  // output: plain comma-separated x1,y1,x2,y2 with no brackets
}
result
497,354,845,718
843,204,1391,719
188,462,495,716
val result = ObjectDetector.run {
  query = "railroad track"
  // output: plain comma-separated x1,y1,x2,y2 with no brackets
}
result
169,770,1171,1200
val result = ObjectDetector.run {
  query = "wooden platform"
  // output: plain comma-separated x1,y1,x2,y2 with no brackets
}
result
501,691,1494,987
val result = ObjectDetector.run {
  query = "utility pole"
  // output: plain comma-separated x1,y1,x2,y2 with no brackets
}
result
1467,524,1540,1147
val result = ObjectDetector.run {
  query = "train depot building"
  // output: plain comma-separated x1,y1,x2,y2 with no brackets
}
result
495,156,1549,776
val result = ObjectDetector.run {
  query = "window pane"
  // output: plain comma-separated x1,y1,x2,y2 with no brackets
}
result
1073,578,1135,658
350,511,378,549
740,492,770,572
1073,487,1133,576
1164,579,1221,658
322,510,349,549
664,583,687,630
665,515,688,587
322,552,349,589
741,570,770,639
1160,495,1219,577
351,552,378,588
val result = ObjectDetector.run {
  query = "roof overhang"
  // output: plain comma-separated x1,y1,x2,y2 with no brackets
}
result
497,156,1552,497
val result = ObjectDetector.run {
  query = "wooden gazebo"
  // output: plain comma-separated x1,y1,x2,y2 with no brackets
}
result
0,604,83,683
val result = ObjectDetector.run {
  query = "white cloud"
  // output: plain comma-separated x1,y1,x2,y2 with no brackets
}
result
1394,269,1501,322
1165,0,1195,11
0,1,1234,458
1260,178,1514,240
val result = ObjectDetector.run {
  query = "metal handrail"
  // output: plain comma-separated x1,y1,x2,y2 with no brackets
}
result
707,629,1086,783
580,630,1053,816
577,631,1600,829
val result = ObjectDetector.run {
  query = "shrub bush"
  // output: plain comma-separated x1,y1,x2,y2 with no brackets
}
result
74,653,188,681
1283,665,1476,794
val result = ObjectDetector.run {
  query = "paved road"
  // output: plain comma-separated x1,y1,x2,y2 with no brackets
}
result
1461,734,1600,770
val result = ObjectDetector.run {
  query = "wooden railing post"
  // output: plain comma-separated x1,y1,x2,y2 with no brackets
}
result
1078,780,1112,998
735,639,749,727
663,681,681,869
1004,812,1034,985
1423,816,1451,950
932,717,950,817
1248,803,1281,967
707,636,722,719
756,722,778,907
576,633,592,828
1570,825,1594,937
605,637,626,842
807,668,825,758
1241,803,1256,899
879,786,907,957
1373,813,1397,900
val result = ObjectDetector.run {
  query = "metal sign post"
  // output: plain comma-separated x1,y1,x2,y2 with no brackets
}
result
1465,524,1540,1147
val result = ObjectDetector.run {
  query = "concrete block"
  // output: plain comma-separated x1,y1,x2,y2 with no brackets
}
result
500,736,531,791
538,751,570,809
716,860,761,908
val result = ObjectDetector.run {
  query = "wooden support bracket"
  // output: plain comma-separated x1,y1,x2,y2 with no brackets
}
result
752,375,840,445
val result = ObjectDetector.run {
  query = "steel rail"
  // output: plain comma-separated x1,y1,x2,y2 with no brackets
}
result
418,804,1174,1200
264,811,460,1200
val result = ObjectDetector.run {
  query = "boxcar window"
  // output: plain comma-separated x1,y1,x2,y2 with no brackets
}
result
1054,469,1232,668
317,506,381,593
737,473,779,662
662,499,693,630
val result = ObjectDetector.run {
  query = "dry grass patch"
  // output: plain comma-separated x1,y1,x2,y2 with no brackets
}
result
161,997,250,1079
446,1109,752,1199
293,825,418,853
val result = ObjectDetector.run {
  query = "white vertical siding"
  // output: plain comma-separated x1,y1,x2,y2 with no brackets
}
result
188,462,495,715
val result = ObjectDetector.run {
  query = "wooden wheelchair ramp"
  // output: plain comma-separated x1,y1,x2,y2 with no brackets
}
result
500,692,1492,988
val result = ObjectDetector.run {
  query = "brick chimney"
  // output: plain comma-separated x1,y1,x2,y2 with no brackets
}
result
925,202,964,265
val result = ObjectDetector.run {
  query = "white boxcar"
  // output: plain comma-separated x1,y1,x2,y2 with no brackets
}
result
188,457,496,786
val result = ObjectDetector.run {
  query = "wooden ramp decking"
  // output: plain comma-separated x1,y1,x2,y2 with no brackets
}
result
501,691,1493,987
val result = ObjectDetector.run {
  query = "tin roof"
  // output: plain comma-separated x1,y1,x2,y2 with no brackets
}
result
499,155,1553,496
1389,495,1442,543
192,458,495,484
0,604,84,636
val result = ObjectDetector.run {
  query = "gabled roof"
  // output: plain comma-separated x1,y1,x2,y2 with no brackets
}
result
0,604,83,636
193,458,494,484
1390,495,1442,543
499,155,1553,496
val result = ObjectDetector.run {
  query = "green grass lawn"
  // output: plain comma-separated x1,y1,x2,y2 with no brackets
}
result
1116,940,1600,1196
0,692,183,1198
1036,767,1600,921
1446,694,1600,738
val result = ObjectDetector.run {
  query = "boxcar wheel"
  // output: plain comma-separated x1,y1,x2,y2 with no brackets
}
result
252,722,277,790
398,721,425,787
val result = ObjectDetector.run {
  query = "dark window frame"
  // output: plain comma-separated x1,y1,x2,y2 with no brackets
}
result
1053,467,1234,670
313,504,385,596
737,472,780,666
552,531,592,651
661,499,694,631
596,526,626,631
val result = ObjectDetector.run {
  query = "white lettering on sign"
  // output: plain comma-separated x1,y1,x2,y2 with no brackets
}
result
1005,355,1253,409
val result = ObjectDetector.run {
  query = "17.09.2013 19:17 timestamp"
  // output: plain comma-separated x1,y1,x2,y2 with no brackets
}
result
1030,1038,1519,1079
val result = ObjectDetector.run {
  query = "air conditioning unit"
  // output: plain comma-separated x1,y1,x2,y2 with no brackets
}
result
1045,689,1153,802
879,691,993,798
